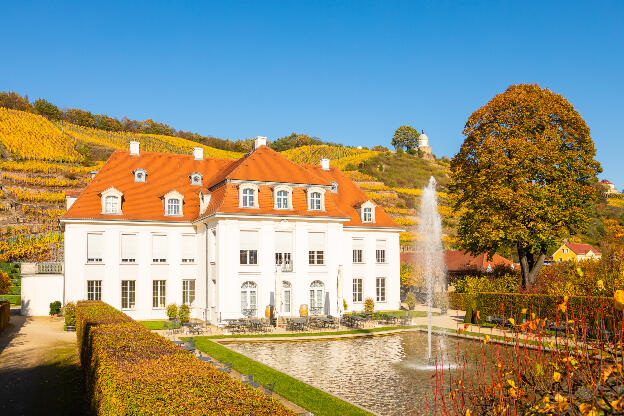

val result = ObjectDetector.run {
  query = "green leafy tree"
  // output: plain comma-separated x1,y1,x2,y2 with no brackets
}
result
449,84,601,288
34,98,62,120
64,108,96,127
391,125,419,151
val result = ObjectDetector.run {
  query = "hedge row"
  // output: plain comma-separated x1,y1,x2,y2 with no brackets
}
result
0,301,9,333
448,292,620,325
76,301,295,416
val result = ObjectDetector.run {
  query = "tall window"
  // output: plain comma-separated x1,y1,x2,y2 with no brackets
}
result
240,230,259,265
282,281,292,314
376,277,386,302
181,235,195,263
276,190,289,209
353,249,363,263
353,278,363,303
363,207,373,222
241,281,257,316
275,231,293,271
121,280,135,309
87,280,102,300
309,192,322,210
87,233,103,263
121,233,138,263
183,279,195,305
376,240,386,263
275,253,292,268
152,234,167,263
242,188,254,208
105,196,120,214
308,232,325,265
153,280,166,308
309,281,324,315
167,199,180,216
352,238,364,263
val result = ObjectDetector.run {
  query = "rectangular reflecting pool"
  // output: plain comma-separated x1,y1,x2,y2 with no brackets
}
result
224,331,502,415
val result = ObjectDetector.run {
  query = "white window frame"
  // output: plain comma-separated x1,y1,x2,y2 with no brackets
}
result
120,233,138,263
163,190,184,217
282,281,292,314
309,280,325,315
100,187,123,215
121,280,136,309
307,187,326,211
152,280,166,309
376,249,386,263
190,172,202,186
87,232,104,263
183,279,196,305
353,278,363,303
133,168,146,182
241,281,258,316
273,185,293,210
87,280,102,301
239,183,259,208
359,200,376,223
376,277,386,302
181,234,196,263
353,249,363,263
240,249,258,265
152,234,168,263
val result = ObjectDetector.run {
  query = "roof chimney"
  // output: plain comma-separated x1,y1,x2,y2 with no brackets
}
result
89,170,98,179
193,147,203,160
320,158,330,170
129,140,140,156
254,136,267,150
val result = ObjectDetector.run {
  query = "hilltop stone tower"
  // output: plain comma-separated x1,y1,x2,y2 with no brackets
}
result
418,130,433,160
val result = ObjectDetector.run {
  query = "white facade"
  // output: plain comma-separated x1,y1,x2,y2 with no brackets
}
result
63,216,400,322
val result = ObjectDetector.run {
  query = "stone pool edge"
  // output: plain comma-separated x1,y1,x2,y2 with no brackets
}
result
213,327,422,343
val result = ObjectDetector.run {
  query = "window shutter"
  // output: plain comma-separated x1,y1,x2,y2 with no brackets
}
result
353,238,364,250
87,233,103,261
376,240,386,250
121,234,138,261
152,235,167,261
275,231,293,253
308,232,325,251
240,230,259,250
182,235,195,260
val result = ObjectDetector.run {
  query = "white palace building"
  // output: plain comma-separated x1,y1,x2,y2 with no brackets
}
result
60,137,401,322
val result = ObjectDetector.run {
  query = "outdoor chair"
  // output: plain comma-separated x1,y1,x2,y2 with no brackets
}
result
263,382,276,396
218,362,233,374
241,374,261,388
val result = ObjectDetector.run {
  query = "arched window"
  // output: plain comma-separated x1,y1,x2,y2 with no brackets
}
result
309,192,322,210
242,188,255,208
105,196,119,214
167,198,180,216
309,280,324,315
282,281,292,314
241,281,257,316
276,190,289,209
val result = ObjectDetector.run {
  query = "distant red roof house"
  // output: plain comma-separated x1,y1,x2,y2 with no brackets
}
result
601,179,613,185
566,243,601,255
400,250,517,276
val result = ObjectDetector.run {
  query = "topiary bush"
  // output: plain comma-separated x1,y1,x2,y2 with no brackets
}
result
166,303,178,320
406,292,416,310
64,301,76,327
364,297,375,313
178,304,190,323
49,300,61,316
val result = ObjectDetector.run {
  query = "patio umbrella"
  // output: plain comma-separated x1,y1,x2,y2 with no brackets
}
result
337,265,344,320
274,263,282,329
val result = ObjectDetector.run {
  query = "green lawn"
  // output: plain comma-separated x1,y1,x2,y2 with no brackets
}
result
194,339,373,416
197,325,416,340
138,320,168,330
0,294,20,305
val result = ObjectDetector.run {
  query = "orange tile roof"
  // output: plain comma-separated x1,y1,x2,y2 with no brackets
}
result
566,243,601,255
62,146,400,228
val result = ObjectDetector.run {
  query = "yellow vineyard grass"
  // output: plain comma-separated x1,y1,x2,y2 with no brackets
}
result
384,206,416,215
394,217,417,227
57,121,242,159
607,197,624,208
0,160,103,175
343,170,377,182
0,232,63,262
5,186,65,203
21,205,66,220
0,108,83,162
281,145,379,170
2,172,89,187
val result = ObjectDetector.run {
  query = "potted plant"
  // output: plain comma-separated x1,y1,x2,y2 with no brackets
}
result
64,302,76,331
49,300,61,318
364,297,375,314
166,304,178,321
406,292,417,311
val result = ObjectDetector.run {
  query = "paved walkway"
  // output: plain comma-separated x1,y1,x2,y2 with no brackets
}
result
0,312,88,415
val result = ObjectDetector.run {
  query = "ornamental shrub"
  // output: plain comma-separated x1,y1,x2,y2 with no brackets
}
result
406,292,416,309
49,300,61,315
75,301,294,415
166,303,178,319
64,301,76,326
364,297,375,313
178,304,190,323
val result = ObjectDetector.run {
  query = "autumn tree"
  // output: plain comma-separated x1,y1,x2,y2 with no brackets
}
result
34,98,62,120
449,84,601,288
392,125,419,151
0,270,9,295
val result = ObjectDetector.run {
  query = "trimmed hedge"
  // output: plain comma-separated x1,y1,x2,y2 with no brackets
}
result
76,301,295,415
0,301,9,333
449,292,619,326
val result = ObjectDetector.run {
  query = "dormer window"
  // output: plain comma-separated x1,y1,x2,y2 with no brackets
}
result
100,187,123,215
163,190,184,216
190,172,202,186
239,184,259,208
307,187,326,211
358,200,376,223
133,168,146,182
273,185,293,210
330,181,339,194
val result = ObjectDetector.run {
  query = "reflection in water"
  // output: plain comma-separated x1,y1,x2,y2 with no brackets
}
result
225,332,494,416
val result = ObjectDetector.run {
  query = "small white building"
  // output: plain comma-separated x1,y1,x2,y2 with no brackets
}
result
60,138,401,322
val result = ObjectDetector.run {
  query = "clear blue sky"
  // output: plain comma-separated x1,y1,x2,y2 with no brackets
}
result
2,1,623,186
